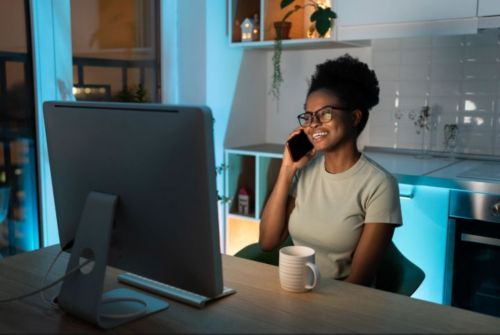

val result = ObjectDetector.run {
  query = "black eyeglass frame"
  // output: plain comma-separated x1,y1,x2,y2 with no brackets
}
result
296,105,353,127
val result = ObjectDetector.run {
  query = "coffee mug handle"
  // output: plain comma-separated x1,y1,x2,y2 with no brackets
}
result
304,262,320,290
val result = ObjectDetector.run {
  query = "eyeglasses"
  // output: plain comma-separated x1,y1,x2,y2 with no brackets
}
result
297,105,352,127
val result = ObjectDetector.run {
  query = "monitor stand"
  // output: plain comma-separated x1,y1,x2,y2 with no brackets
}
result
118,272,236,308
57,192,169,329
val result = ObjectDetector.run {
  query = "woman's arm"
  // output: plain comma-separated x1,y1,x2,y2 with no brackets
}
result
345,223,395,286
259,128,315,251
258,169,296,251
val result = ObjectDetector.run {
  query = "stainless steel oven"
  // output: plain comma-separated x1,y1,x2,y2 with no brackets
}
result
448,190,500,317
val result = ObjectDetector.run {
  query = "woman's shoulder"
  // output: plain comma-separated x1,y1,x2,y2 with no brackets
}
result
360,154,398,185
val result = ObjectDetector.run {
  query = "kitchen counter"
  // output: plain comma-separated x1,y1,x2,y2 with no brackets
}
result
364,147,500,194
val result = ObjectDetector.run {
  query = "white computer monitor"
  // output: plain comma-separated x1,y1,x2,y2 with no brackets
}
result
44,101,223,298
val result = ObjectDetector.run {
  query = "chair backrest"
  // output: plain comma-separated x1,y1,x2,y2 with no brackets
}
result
374,241,425,296
234,236,293,266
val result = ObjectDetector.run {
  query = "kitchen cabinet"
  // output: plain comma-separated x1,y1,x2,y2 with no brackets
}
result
336,0,478,40
478,0,500,16
224,144,283,255
478,0,500,29
396,184,450,304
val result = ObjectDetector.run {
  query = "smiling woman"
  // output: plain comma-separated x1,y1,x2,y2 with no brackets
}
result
259,54,403,287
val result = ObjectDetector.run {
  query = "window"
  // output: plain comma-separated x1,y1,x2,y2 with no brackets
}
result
71,0,161,102
0,0,40,257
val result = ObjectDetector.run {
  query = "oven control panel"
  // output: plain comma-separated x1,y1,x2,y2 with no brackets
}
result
449,190,500,223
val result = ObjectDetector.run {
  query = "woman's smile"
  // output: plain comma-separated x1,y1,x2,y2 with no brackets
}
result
311,130,328,142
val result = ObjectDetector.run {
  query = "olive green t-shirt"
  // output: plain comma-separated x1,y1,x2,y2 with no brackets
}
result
288,153,402,280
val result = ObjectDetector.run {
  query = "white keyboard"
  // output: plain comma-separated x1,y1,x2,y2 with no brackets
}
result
117,272,235,308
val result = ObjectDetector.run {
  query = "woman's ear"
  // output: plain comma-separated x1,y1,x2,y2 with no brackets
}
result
352,109,362,127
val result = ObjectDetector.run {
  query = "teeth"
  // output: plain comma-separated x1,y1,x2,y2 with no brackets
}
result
312,131,327,140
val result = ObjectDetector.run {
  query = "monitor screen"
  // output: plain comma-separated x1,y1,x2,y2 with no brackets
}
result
43,101,223,298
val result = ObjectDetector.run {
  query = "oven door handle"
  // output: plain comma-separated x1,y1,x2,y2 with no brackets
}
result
461,233,500,247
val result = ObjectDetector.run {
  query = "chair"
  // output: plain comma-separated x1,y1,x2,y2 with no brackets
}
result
234,239,425,297
373,241,425,296
234,236,293,266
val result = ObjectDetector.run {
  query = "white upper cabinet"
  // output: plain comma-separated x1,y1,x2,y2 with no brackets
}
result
478,0,500,16
335,0,478,41
477,0,500,29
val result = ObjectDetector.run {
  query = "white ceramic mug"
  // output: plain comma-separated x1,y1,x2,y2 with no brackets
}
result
279,246,320,292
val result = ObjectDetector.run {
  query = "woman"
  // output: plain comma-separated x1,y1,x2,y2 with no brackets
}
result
259,54,402,287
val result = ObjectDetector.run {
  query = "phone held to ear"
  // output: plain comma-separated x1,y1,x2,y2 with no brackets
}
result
287,130,313,162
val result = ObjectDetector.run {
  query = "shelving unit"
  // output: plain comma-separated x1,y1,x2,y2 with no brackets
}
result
224,143,284,255
228,0,366,49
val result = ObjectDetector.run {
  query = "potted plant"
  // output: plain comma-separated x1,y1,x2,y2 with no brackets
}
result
270,0,337,100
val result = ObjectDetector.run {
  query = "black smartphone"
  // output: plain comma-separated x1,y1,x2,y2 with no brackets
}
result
287,130,313,162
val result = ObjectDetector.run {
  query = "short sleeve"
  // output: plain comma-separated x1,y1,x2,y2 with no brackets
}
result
364,175,402,225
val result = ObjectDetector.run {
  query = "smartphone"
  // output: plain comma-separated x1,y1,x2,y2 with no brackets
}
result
287,130,313,162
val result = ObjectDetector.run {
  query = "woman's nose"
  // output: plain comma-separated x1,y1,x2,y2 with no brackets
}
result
309,115,321,127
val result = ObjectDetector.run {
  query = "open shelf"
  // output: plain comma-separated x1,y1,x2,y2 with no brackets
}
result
227,153,256,218
230,0,334,46
224,144,284,254
228,0,370,49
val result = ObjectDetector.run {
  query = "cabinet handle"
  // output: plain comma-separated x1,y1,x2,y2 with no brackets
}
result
461,233,500,247
398,184,414,199
399,194,414,199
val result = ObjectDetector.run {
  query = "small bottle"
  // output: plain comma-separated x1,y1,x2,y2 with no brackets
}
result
237,188,249,215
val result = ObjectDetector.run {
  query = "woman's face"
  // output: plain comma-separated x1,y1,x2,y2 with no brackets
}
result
303,89,358,152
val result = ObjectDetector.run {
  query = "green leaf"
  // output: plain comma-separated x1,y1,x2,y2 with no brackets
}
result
280,0,294,9
310,7,336,37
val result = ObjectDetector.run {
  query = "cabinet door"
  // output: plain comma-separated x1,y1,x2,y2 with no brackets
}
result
395,185,450,304
337,0,477,26
478,0,500,16
336,0,477,40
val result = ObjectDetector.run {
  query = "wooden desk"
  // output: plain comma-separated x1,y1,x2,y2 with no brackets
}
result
1,246,499,333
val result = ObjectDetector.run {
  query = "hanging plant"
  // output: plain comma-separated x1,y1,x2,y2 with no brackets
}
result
269,0,337,100
270,39,283,100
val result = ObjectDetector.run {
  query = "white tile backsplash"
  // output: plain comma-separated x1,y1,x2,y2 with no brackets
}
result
400,48,431,65
375,64,401,81
373,49,401,66
378,80,400,97
464,46,500,63
430,63,463,80
431,47,464,64
432,35,465,48
399,80,429,97
370,30,500,156
399,64,431,80
463,63,499,80
465,31,500,47
430,80,462,96
462,80,497,96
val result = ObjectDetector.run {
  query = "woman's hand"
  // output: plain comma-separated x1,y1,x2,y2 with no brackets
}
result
282,127,316,172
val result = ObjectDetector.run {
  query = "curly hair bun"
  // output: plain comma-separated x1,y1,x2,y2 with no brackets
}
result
308,54,380,112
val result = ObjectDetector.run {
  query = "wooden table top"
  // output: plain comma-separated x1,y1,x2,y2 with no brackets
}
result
0,246,499,333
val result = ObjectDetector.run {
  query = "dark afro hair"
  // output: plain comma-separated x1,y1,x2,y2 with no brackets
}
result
307,54,379,135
